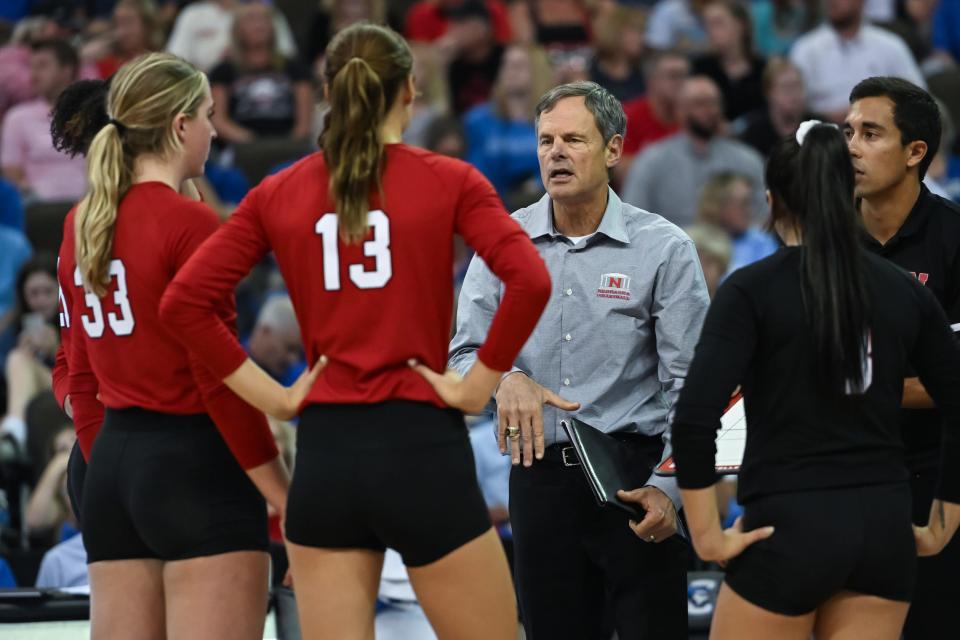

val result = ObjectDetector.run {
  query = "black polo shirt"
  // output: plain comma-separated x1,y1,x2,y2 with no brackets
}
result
861,184,960,471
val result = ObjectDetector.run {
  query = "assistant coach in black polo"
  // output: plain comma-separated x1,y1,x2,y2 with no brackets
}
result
845,76,960,638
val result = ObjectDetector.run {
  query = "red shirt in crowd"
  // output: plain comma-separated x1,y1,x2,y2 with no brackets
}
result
622,97,681,156
161,145,551,408
405,0,513,45
67,183,278,468
54,209,104,453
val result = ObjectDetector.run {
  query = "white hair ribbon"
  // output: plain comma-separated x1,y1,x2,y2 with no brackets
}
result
795,119,839,146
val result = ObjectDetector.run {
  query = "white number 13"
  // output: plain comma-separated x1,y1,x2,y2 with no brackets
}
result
315,210,392,290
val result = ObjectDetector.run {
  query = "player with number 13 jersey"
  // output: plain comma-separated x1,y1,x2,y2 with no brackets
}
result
161,23,551,640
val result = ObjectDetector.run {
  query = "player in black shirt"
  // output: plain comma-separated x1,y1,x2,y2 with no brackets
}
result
663,122,960,639
845,76,960,639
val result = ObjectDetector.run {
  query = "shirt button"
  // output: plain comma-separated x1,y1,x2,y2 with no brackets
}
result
565,288,573,296
564,333,572,341
563,378,571,386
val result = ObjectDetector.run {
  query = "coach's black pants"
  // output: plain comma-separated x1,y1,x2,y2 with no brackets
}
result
509,436,688,640
904,464,960,638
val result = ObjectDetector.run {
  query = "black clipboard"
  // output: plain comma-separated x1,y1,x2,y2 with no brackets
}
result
561,417,644,520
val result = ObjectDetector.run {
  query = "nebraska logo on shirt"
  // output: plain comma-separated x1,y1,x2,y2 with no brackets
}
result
910,271,929,286
597,273,631,300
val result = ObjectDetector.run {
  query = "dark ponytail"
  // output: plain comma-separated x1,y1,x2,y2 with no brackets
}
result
51,78,111,158
766,124,870,396
320,23,413,244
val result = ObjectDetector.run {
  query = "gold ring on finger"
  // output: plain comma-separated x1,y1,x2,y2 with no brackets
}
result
506,426,521,439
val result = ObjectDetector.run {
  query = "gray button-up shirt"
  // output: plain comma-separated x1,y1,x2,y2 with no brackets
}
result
449,188,710,508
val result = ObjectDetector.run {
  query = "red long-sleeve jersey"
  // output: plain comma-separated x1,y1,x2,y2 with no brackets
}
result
161,146,551,407
68,182,278,468
54,209,105,453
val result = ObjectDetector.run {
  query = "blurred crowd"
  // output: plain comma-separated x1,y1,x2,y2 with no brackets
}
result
0,0,959,589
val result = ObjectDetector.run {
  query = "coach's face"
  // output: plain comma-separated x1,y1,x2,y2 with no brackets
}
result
845,96,926,198
537,96,622,205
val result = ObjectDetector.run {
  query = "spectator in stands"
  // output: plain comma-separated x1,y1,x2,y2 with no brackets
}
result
1,39,86,202
166,0,298,72
736,57,815,157
467,416,510,528
588,4,646,103
925,97,958,201
405,0,512,46
423,115,468,158
266,416,295,543
623,75,766,227
464,44,553,202
209,1,313,144
693,0,767,122
0,226,32,326
34,460,87,589
0,256,59,447
509,0,591,50
646,0,709,54
444,1,505,114
245,295,305,386
0,17,59,124
616,50,688,186
25,425,74,539
789,0,924,122
749,0,819,57
304,0,388,67
933,0,960,63
88,0,164,79
36,532,87,588
684,223,732,296
403,42,451,147
696,171,779,274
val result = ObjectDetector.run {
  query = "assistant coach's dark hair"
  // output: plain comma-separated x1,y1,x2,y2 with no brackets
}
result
849,76,941,179
321,22,412,244
766,125,870,397
51,78,110,158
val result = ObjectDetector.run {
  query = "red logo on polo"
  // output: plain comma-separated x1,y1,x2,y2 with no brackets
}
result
910,272,930,286
597,273,631,300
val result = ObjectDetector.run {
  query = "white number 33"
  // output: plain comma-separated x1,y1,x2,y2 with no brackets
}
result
315,210,393,290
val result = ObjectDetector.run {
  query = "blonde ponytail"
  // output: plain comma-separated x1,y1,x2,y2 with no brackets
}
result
75,122,130,296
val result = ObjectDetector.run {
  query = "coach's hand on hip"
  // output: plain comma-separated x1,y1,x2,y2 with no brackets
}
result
496,372,579,467
617,487,679,543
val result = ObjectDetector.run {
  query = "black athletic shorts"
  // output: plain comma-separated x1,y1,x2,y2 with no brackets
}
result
724,482,916,615
82,408,268,563
285,401,492,567
66,441,86,526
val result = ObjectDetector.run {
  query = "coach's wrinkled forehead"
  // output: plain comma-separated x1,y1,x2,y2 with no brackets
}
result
535,81,627,145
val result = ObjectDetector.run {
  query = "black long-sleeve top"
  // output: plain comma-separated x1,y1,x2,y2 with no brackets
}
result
672,247,960,505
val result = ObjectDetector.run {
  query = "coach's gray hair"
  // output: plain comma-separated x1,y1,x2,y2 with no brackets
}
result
256,295,299,333
534,81,627,144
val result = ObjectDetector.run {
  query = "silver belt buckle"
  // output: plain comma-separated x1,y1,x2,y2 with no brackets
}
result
561,446,580,467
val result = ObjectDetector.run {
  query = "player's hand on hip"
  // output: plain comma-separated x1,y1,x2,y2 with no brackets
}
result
495,372,579,467
409,358,502,415
277,356,327,420
914,499,960,557
618,486,679,543
691,515,774,563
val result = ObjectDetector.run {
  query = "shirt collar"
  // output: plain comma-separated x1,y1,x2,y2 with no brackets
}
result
526,187,630,245
860,184,932,249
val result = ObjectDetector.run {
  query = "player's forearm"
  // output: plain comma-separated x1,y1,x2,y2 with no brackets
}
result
903,377,936,409
245,455,290,514
680,486,723,557
222,359,296,419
